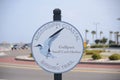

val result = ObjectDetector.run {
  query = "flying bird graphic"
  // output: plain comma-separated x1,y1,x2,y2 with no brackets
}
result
35,28,64,58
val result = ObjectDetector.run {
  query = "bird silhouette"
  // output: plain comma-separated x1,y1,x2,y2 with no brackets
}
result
35,28,64,58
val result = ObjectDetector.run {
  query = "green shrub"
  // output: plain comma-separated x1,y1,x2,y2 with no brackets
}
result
91,45,102,48
85,50,103,55
85,50,94,55
109,54,120,60
91,44,108,48
109,45,120,48
92,53,102,60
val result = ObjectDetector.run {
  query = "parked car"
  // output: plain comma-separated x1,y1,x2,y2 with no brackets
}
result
21,44,29,49
11,44,21,50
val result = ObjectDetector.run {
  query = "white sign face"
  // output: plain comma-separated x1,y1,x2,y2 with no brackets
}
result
31,21,84,73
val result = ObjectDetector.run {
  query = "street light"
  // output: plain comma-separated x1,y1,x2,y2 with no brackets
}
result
116,18,120,45
93,22,100,39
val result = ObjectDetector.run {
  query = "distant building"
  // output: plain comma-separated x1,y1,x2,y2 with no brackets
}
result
0,42,12,51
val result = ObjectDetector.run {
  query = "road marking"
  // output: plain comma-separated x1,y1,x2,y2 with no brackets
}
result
0,63,40,70
0,64,40,70
72,68,120,74
0,63,120,74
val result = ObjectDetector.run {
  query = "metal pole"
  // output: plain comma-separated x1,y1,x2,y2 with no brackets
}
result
94,23,99,40
53,8,61,21
53,8,62,80
54,73,62,80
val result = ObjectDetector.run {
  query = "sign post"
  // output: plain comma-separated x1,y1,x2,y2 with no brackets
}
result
53,8,62,80
31,8,84,80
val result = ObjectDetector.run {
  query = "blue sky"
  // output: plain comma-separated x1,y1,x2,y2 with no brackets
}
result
0,0,120,43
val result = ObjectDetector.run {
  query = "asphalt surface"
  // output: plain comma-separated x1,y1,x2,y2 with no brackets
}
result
0,49,120,80
0,64,120,80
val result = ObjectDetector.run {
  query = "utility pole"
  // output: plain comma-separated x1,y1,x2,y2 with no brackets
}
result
94,23,99,39
117,18,120,45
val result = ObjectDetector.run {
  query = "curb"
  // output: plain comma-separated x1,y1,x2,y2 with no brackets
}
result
0,63,119,72
15,56,120,65
0,52,7,56
80,61,120,65
15,55,34,62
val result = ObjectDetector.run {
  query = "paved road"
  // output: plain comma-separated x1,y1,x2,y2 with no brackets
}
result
0,63,120,80
0,49,120,80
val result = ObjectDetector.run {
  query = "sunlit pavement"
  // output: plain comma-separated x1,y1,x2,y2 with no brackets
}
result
0,60,120,80
0,50,120,80
0,49,120,71
0,57,120,70
0,65,120,80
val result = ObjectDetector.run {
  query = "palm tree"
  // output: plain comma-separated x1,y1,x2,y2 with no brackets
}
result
109,31,113,45
91,31,96,43
114,31,119,44
101,37,108,44
109,31,113,41
85,29,89,42
100,31,103,39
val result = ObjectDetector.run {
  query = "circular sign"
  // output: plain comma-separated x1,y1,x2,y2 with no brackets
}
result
31,21,84,73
